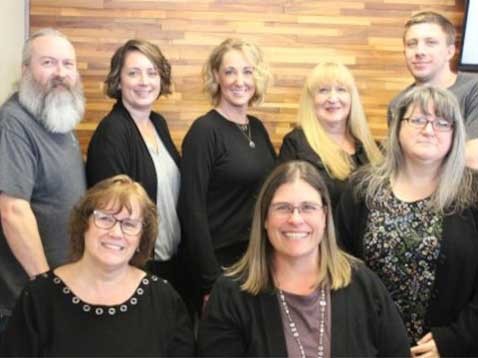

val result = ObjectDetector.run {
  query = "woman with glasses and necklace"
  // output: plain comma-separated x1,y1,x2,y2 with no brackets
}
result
336,86,478,357
279,62,382,212
0,175,194,356
178,38,276,314
198,161,409,357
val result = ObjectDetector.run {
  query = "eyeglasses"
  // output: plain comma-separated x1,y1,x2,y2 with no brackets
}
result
269,202,325,218
92,210,143,236
403,116,454,132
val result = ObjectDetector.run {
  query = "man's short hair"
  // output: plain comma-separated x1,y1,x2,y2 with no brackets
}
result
404,11,456,46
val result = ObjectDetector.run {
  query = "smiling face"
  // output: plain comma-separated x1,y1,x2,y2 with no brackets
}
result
265,179,326,264
120,50,160,112
214,49,256,110
314,82,351,129
399,101,453,165
404,23,455,85
83,200,143,269
26,34,79,91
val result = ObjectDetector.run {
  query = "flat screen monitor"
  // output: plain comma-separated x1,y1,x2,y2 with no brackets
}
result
459,0,478,71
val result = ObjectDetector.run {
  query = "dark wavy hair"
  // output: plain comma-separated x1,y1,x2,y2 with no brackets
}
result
105,39,172,99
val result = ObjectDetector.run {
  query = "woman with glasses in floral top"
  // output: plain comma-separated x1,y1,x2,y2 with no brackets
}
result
336,86,478,357
0,175,193,356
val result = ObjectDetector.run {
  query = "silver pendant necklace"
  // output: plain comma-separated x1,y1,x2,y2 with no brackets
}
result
278,287,327,358
235,123,255,149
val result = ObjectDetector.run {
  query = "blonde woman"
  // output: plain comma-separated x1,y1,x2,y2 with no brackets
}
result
336,86,478,356
178,38,276,312
279,62,382,209
198,161,409,357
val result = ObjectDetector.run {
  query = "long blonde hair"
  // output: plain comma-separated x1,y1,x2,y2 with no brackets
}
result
298,62,382,180
226,161,358,295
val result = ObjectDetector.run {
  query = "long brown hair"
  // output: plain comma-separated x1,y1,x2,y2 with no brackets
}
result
226,161,357,295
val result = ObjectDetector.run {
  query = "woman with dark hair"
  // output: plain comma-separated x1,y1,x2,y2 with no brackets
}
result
0,175,194,356
336,86,478,356
178,38,276,311
86,40,181,285
198,161,409,357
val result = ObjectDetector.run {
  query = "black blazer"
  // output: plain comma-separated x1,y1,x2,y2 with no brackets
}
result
86,100,180,202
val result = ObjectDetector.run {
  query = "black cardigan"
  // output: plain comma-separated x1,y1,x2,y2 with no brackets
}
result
198,265,410,357
335,185,478,356
86,100,180,201
278,127,368,211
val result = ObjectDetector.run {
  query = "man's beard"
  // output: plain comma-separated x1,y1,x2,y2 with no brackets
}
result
18,71,85,133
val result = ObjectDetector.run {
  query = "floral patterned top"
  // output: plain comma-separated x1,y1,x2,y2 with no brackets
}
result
363,185,443,343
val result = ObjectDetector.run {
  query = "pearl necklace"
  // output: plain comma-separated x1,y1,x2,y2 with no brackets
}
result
278,287,327,358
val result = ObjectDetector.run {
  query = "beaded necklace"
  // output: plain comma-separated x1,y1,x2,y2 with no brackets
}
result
278,287,327,358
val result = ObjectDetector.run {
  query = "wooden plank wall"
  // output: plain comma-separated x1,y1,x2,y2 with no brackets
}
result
30,0,464,153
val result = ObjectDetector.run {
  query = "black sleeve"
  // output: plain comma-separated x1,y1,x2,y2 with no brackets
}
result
178,120,222,294
334,185,361,256
431,281,478,356
0,287,42,356
86,118,130,188
278,132,299,163
165,286,195,356
431,208,478,356
197,277,246,356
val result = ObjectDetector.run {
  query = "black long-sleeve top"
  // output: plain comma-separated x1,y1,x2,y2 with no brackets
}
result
0,271,194,356
178,109,276,294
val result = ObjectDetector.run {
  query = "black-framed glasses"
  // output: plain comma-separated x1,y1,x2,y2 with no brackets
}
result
403,116,454,132
92,210,143,236
269,202,325,218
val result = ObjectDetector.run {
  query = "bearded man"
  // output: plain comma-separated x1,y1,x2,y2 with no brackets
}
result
0,28,86,331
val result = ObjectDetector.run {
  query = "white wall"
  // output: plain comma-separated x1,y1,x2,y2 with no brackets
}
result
0,1,27,105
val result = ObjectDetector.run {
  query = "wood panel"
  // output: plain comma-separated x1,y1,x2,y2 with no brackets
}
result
30,0,464,153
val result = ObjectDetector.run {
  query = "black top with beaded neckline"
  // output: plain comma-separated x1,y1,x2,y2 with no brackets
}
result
0,270,194,356
49,271,162,316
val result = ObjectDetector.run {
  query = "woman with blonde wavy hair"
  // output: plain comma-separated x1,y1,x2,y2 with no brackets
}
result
198,161,409,357
279,62,382,210
178,38,276,314
336,86,478,357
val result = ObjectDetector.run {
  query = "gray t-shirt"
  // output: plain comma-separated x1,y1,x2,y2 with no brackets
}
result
387,72,478,139
0,93,86,315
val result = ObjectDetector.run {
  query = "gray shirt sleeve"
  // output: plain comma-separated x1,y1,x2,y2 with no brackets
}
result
450,72,478,140
0,123,36,201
